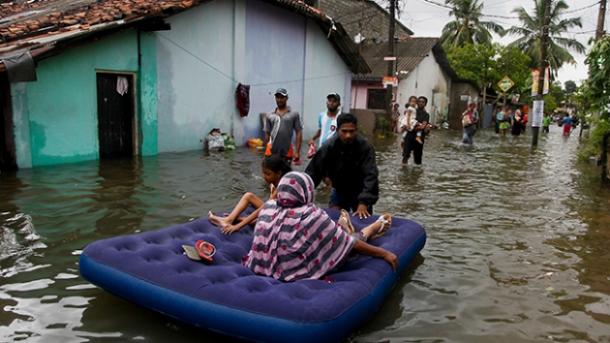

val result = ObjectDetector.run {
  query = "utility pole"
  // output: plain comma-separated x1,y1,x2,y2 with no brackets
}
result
385,0,396,114
596,0,607,40
532,0,552,147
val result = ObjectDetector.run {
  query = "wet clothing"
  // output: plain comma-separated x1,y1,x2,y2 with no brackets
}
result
462,109,478,144
511,112,522,136
416,108,430,139
403,108,429,164
317,110,339,148
562,116,573,136
305,135,379,210
264,106,302,158
243,172,355,282
543,116,551,133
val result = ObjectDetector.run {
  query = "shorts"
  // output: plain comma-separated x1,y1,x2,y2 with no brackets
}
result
499,122,510,130
265,143,294,158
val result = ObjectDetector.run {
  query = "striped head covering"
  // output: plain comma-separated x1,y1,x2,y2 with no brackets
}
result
243,172,355,282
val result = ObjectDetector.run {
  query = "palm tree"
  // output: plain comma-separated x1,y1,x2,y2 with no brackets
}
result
507,0,585,73
440,0,505,47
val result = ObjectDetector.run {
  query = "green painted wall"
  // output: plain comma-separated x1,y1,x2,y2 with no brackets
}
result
11,29,158,167
139,31,158,156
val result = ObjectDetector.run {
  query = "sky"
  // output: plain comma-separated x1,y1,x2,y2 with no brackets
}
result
389,0,608,86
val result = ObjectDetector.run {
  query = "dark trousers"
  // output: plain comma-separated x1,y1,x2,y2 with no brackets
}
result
402,131,424,165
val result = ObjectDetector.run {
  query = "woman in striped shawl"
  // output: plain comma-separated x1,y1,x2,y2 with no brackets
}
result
243,171,397,282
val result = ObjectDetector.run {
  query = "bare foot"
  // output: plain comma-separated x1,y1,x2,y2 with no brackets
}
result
208,211,230,227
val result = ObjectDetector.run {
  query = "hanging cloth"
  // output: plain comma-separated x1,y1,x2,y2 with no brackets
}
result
2,50,37,82
116,76,129,96
235,83,250,117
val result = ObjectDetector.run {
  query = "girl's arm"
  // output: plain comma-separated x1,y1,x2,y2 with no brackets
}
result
352,240,397,270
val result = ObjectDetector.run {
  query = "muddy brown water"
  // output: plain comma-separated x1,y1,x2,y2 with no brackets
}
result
1,127,609,342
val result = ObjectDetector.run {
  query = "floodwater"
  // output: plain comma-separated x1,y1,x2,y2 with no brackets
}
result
1,126,609,343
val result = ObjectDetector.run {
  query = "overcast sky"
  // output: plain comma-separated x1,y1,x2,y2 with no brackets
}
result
389,0,608,86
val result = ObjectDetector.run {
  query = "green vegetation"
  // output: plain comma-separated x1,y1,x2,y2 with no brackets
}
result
440,0,504,47
506,0,585,72
445,43,531,100
578,35,610,160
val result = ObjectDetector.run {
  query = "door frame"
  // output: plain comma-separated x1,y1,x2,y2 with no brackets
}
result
95,70,140,157
0,72,17,170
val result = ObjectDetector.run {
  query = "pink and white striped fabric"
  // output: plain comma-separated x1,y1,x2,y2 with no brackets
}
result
243,172,355,282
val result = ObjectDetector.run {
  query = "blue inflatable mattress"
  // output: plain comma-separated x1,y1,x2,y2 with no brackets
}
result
79,209,426,342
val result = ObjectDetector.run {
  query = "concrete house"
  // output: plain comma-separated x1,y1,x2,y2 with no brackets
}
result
351,38,457,126
0,0,368,169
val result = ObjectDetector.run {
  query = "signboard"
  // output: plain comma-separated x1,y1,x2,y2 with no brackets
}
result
497,76,514,93
382,76,398,87
531,69,540,96
531,100,544,127
543,67,550,95
383,56,397,61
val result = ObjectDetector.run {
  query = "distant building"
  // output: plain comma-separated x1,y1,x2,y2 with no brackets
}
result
351,38,458,126
0,0,369,169
317,0,413,43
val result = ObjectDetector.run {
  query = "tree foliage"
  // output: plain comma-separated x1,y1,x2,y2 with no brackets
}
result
576,35,610,159
506,0,585,74
440,0,504,47
584,35,610,118
445,43,531,97
564,80,577,95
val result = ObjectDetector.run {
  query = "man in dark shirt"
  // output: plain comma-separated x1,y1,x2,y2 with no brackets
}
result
305,113,379,219
403,96,430,165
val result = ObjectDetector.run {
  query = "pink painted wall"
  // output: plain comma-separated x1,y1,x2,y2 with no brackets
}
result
350,82,385,110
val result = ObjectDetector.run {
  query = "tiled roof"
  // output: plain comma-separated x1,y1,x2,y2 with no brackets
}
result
0,0,370,73
0,0,201,43
318,0,413,42
354,37,457,81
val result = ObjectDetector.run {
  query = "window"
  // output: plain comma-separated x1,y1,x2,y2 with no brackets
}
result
367,89,387,110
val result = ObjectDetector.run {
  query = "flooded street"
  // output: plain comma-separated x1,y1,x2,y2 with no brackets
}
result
1,126,609,343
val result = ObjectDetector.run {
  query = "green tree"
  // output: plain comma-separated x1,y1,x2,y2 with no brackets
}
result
564,80,577,95
577,35,610,160
446,43,531,99
585,35,610,118
440,0,505,48
543,81,565,114
506,0,585,73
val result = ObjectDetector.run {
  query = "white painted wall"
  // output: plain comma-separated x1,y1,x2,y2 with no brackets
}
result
155,0,355,152
396,53,451,124
302,18,352,139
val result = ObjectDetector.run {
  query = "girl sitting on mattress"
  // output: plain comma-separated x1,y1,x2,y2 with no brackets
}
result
243,171,397,282
208,154,291,234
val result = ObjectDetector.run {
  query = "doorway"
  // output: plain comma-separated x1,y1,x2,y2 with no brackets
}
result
96,73,136,159
0,72,17,171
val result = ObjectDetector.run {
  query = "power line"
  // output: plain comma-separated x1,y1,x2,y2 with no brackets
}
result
418,0,599,20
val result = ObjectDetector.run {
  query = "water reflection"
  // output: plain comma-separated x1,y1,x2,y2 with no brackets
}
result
0,127,609,342
92,159,144,236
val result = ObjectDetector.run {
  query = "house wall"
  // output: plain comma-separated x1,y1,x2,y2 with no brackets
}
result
155,0,236,153
302,17,352,135
10,29,158,167
9,0,354,168
350,82,385,110
396,53,451,124
156,0,351,151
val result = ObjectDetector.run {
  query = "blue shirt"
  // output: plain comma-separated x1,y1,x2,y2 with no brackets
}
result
562,116,573,125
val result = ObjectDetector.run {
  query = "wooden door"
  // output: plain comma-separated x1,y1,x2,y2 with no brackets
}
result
96,73,134,159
